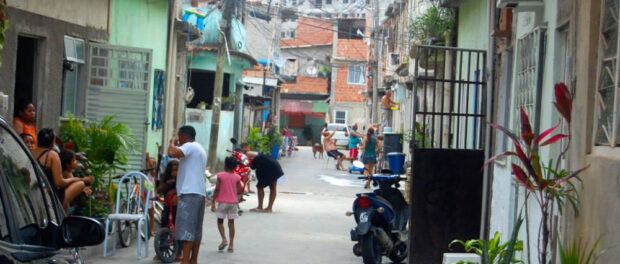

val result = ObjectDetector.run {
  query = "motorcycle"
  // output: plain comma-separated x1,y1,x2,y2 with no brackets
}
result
228,138,251,194
347,169,409,264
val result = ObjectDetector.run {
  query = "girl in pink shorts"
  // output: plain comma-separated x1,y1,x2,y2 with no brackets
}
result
211,156,243,252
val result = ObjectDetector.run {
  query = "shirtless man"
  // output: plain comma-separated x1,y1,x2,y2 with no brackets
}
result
323,130,346,170
382,90,397,128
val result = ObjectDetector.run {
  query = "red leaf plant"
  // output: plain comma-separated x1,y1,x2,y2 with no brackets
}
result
486,83,588,264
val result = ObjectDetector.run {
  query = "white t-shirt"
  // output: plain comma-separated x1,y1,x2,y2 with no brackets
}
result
176,141,207,196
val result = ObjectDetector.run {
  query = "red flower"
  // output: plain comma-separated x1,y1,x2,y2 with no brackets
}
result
554,83,572,123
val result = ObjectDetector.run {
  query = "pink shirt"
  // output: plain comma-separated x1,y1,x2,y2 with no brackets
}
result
215,172,242,203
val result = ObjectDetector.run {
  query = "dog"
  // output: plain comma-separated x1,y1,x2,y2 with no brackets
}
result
313,143,324,159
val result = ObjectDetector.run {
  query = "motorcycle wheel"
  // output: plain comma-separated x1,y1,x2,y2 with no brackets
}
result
353,243,362,256
361,233,382,264
154,228,179,263
388,241,408,263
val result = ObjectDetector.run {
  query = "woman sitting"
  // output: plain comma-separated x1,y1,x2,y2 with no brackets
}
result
34,128,93,213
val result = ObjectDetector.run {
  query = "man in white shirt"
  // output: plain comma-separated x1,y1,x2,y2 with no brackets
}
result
168,125,207,264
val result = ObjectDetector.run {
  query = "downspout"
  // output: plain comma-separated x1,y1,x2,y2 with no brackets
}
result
163,0,177,151
480,0,497,245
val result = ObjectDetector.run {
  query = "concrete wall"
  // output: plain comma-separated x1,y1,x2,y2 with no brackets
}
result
110,0,169,158
8,0,109,30
282,46,332,77
245,16,272,60
185,108,235,172
0,7,108,130
456,0,489,50
568,1,620,263
331,101,366,128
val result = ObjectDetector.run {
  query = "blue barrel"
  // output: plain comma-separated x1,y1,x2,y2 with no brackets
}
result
387,152,406,174
271,145,280,159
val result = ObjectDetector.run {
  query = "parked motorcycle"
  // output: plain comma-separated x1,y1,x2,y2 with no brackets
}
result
347,170,409,264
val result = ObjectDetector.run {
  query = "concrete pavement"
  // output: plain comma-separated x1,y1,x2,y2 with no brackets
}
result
88,147,377,264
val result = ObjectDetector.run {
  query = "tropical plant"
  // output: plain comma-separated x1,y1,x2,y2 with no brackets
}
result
246,126,263,150
60,113,135,217
450,215,524,264
559,238,602,264
485,83,589,264
0,0,9,67
410,5,455,46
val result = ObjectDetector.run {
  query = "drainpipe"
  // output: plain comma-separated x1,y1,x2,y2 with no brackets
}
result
163,0,177,151
480,0,497,245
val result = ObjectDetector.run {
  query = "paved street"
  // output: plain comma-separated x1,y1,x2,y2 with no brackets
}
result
89,147,379,264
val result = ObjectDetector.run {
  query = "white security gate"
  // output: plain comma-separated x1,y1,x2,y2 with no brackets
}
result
86,43,152,171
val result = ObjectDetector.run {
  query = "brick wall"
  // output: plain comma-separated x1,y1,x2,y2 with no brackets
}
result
282,76,329,94
336,39,367,60
335,66,365,102
281,17,333,47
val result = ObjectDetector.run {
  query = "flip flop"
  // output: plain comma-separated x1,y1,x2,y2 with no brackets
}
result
249,208,263,212
228,247,234,253
218,241,228,251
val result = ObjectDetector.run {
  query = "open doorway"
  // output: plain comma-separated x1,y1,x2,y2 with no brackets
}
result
186,69,231,109
14,36,38,115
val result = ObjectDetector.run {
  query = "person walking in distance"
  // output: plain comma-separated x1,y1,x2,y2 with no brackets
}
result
361,127,381,189
211,156,243,252
247,152,283,213
167,125,207,264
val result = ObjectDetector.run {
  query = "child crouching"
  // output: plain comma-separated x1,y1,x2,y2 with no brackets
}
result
211,156,243,253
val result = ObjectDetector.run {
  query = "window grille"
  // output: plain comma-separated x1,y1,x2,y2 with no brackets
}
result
514,26,546,134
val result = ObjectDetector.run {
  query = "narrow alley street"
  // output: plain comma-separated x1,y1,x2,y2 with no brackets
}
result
90,147,377,264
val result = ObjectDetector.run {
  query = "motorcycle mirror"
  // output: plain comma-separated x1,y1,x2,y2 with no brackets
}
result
230,138,237,144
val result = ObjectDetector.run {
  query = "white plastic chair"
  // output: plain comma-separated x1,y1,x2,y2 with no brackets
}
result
103,171,152,259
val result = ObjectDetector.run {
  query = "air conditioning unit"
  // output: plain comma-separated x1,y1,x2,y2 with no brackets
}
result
496,0,542,8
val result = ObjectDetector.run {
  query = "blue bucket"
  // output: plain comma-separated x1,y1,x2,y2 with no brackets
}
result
387,152,406,174
271,145,280,159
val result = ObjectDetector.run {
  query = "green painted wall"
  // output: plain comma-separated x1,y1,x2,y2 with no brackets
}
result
110,0,169,157
456,0,489,50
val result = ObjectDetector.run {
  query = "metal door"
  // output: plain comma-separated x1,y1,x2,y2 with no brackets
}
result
409,45,487,264
85,43,152,171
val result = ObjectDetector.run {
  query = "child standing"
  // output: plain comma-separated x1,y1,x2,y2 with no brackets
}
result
211,156,243,253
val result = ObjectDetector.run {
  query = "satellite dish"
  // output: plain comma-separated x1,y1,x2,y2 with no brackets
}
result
185,86,195,103
306,66,318,75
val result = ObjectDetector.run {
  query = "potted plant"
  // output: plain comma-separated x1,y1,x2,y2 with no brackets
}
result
60,113,136,218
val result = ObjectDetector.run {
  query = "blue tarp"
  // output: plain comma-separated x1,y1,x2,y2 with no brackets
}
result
183,4,246,53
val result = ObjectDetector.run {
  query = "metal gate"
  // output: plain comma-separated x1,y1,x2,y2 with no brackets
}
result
85,43,152,171
409,45,487,264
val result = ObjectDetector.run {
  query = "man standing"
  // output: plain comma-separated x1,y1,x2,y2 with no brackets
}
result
382,90,397,128
323,130,346,170
168,125,207,264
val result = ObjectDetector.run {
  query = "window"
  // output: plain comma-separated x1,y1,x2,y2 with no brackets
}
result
343,0,349,3
314,0,322,8
348,65,365,85
284,58,298,76
89,46,151,90
291,0,297,5
343,14,348,18
290,31,296,39
595,0,620,146
334,110,347,124
326,0,332,4
513,27,546,133
281,32,287,38
338,19,365,39
62,36,86,116
0,127,58,245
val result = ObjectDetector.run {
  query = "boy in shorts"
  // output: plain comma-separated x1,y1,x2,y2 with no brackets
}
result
211,156,243,252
